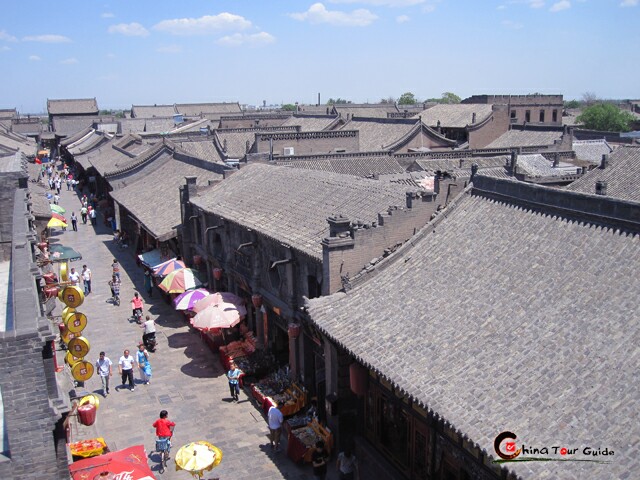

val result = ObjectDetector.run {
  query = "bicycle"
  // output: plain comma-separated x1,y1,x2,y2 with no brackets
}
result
156,437,171,473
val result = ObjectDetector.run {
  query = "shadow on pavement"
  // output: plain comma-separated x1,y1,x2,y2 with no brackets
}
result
167,331,221,379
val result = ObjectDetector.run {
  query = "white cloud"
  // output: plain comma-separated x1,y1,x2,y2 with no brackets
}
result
97,73,119,81
502,19,523,29
101,12,115,18
289,3,377,26
156,44,182,54
217,32,275,47
0,46,10,51
28,55,41,61
497,5,506,9
153,13,251,35
23,34,71,43
422,4,437,12
550,0,570,11
329,0,424,5
60,57,78,64
106,53,116,59
528,0,545,7
620,0,638,6
396,14,410,22
0,30,17,42
108,23,149,37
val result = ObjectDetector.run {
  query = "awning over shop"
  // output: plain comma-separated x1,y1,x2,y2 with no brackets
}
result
68,444,155,480
138,248,174,269
49,244,82,262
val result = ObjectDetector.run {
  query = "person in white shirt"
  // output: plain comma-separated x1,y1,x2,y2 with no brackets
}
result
268,401,284,451
81,265,92,295
68,268,81,287
118,349,136,391
140,316,156,350
95,352,113,396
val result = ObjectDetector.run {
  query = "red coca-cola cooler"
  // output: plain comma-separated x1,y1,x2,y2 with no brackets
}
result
77,404,97,426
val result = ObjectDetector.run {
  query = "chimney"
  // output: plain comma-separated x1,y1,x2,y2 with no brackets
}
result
327,215,351,238
472,112,476,124
470,163,479,182
318,92,321,107
511,151,518,170
185,176,197,199
459,158,464,168
600,154,609,169
595,180,607,196
553,153,559,168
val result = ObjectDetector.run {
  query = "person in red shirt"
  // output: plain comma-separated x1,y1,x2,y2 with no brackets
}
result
153,410,175,439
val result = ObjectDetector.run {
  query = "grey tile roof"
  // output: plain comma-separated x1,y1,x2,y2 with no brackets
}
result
74,136,156,174
308,181,640,480
412,104,493,128
47,98,99,115
276,154,405,178
280,115,337,132
0,130,37,156
516,153,580,178
191,164,413,259
296,105,334,115
26,160,54,218
0,109,17,120
484,129,562,148
118,117,178,134
214,130,257,158
333,104,399,119
51,116,95,137
174,139,224,164
411,155,508,177
11,121,42,136
131,104,177,118
110,157,222,240
572,139,613,164
565,146,640,202
176,102,241,117
67,130,111,156
340,118,416,151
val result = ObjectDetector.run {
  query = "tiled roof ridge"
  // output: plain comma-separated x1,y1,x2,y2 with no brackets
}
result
273,150,390,162
60,126,94,146
387,121,457,151
216,126,298,134
465,110,494,130
113,133,143,152
65,129,97,149
344,116,417,126
104,142,169,177
220,113,292,121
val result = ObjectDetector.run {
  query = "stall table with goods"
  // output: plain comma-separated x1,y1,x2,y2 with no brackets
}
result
68,437,108,460
286,419,333,464
250,368,307,416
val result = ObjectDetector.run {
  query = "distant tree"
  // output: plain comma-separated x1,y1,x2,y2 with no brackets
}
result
398,92,417,105
380,96,396,105
327,98,350,105
581,91,598,107
281,104,297,111
440,92,461,104
564,100,580,109
576,103,635,132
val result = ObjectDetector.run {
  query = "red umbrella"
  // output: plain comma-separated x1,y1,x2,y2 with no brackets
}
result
153,258,186,277
51,212,68,223
68,445,155,480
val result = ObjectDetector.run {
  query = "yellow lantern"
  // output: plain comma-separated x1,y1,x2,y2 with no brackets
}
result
65,312,88,334
61,285,84,308
65,351,82,367
60,261,69,282
68,336,90,358
71,361,94,382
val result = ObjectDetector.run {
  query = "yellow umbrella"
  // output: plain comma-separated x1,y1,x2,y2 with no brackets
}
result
175,441,222,478
47,217,68,229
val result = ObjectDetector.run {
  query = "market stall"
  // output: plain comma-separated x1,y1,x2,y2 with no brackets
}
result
286,418,333,464
250,367,307,416
68,444,155,479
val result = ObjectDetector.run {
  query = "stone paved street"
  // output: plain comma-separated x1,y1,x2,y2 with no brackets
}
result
50,179,332,479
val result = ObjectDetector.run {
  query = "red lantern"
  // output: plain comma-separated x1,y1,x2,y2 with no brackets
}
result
251,294,263,308
44,285,60,298
213,267,223,280
288,323,301,339
193,255,202,266
350,362,368,397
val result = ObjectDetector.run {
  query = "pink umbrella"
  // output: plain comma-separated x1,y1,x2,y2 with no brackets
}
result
153,258,186,277
191,292,246,317
191,304,242,331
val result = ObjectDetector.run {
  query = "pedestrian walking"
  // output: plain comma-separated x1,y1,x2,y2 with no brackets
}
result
336,448,359,480
108,275,121,305
118,349,136,391
53,193,60,205
89,207,97,226
312,441,329,480
111,259,121,279
66,177,71,190
55,179,62,194
227,362,242,401
80,205,88,224
144,270,153,297
268,401,284,451
48,177,54,190
71,212,78,231
136,344,152,385
81,265,92,294
68,267,81,288
95,352,113,397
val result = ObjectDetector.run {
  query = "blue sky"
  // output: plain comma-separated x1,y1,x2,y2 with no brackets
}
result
1,0,638,113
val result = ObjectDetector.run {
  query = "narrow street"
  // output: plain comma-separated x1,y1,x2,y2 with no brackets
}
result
50,178,319,479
